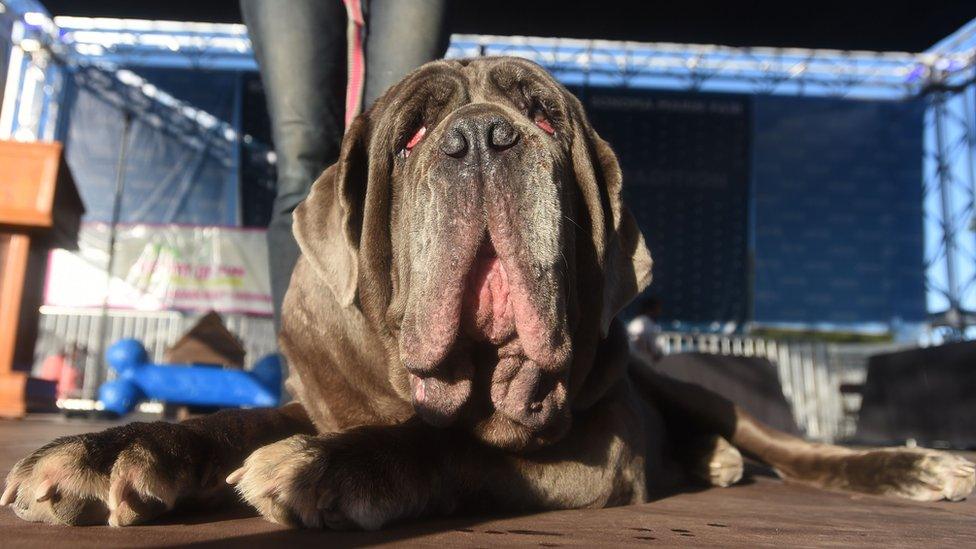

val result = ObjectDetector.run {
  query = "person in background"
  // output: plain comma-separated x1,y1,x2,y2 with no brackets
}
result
628,296,665,362
240,0,450,333
38,343,84,400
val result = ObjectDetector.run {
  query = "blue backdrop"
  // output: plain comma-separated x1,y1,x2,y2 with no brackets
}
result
751,95,927,324
580,87,926,326
579,88,752,324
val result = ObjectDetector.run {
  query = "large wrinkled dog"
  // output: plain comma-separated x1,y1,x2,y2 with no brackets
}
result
4,58,974,529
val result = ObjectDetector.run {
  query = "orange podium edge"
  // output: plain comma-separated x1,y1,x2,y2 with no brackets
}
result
0,140,85,418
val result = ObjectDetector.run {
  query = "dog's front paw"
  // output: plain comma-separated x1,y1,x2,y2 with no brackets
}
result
229,433,429,530
848,448,975,502
2,423,220,526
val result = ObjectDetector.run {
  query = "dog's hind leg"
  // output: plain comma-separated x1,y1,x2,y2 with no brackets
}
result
630,361,975,501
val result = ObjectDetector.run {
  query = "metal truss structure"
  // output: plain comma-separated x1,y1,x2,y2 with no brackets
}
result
448,35,934,99
922,21,976,337
0,1,65,141
1,0,975,335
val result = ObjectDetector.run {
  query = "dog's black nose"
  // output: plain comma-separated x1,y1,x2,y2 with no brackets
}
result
441,108,520,160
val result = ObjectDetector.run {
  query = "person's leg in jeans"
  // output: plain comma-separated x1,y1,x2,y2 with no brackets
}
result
363,0,450,108
243,0,449,334
241,0,347,334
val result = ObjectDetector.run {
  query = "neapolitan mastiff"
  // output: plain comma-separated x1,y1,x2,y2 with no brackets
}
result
4,57,974,529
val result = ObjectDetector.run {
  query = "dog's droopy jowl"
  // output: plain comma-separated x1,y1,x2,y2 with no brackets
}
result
4,58,974,529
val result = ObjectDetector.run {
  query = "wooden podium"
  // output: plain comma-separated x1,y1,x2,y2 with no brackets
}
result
0,140,85,418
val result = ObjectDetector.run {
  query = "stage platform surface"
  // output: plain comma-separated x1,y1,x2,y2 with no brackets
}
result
2,416,974,548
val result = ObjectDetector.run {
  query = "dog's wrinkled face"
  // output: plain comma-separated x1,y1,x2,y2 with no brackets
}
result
392,59,575,444
295,57,652,451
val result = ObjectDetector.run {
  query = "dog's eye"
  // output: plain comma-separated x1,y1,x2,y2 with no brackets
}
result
532,109,555,136
402,126,427,158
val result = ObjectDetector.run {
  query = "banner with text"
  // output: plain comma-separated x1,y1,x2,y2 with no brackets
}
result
45,223,272,316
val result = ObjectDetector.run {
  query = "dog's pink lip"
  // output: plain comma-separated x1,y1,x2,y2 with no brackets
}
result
410,373,426,402
462,237,518,344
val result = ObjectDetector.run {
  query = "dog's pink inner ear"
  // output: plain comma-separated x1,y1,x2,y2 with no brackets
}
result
404,126,427,157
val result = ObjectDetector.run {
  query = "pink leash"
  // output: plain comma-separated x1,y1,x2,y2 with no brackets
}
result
342,0,367,129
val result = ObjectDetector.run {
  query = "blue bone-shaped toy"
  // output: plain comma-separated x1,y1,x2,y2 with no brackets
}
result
98,338,281,415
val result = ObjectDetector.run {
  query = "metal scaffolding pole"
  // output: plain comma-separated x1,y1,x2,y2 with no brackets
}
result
932,91,963,333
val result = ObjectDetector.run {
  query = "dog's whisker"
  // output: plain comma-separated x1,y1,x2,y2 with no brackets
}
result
563,214,584,231
559,250,570,272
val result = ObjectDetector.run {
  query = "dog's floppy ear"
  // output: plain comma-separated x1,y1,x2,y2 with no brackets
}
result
567,95,653,336
293,116,369,307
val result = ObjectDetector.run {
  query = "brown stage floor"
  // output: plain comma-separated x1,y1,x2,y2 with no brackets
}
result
1,416,974,548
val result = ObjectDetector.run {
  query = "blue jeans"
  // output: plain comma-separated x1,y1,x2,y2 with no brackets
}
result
241,0,449,330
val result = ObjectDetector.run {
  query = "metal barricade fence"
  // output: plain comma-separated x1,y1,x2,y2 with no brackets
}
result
654,333,906,442
33,306,277,400
33,307,903,442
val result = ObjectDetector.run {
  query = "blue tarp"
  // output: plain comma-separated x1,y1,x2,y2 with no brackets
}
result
60,67,242,226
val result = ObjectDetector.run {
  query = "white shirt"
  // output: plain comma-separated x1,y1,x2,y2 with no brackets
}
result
627,315,663,361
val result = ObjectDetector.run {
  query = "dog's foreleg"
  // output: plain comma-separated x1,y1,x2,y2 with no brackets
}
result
3,403,315,526
230,387,649,529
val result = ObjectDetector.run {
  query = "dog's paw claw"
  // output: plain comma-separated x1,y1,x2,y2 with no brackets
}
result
106,480,168,527
225,467,246,485
0,480,19,506
33,479,56,503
